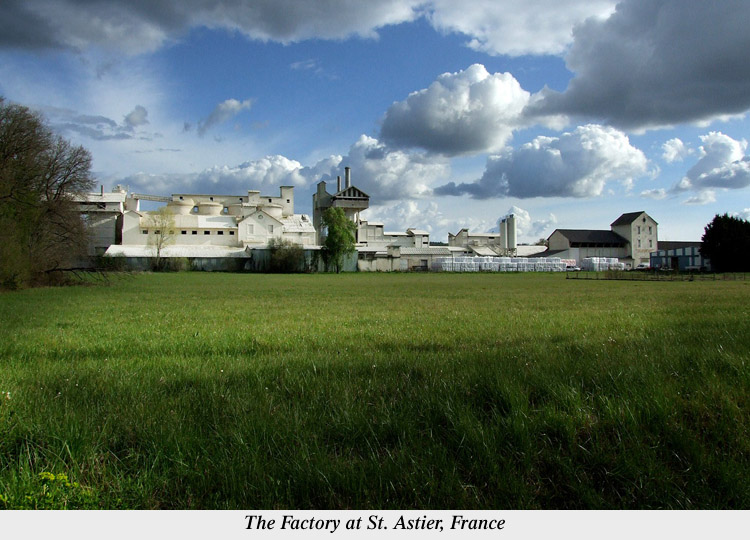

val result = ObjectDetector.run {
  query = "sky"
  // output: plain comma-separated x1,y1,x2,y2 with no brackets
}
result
2,0,750,243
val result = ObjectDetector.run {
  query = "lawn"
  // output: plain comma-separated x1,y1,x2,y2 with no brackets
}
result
0,272,748,508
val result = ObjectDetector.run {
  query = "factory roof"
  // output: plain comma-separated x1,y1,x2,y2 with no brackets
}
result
552,229,628,246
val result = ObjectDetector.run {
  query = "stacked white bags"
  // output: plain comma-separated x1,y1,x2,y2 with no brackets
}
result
580,257,625,271
432,256,567,272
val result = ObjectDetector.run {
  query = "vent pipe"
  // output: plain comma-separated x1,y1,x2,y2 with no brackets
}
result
337,176,341,192
345,167,351,188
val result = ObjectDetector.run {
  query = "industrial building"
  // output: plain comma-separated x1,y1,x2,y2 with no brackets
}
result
546,211,658,268
73,171,694,272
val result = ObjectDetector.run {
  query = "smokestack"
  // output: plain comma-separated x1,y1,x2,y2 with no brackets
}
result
337,175,341,192
100,185,104,196
345,167,351,188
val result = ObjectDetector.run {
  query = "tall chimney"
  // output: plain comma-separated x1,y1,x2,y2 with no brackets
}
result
337,175,341,192
345,167,351,188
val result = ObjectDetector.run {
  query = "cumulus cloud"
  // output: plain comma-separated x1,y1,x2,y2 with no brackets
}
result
435,124,648,199
2,1,619,58
489,206,557,240
426,0,615,56
1,0,422,55
640,188,668,200
339,135,450,201
197,98,253,136
683,191,716,206
124,105,149,128
673,132,750,192
662,138,692,163
116,134,448,204
363,200,494,242
120,154,317,196
735,209,750,221
380,64,531,156
528,0,750,129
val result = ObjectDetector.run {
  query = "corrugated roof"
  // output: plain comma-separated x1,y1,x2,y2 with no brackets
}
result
553,229,627,246
657,240,700,251
398,247,452,256
469,245,498,256
106,245,249,258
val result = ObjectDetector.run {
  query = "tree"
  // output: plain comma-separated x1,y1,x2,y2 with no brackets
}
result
267,237,305,273
320,207,356,273
146,206,176,271
0,97,94,288
700,213,750,272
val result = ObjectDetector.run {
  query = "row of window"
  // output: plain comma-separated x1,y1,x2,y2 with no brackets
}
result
142,230,235,235
636,225,654,235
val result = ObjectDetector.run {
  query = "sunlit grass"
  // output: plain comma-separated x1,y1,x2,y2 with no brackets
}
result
1,272,748,508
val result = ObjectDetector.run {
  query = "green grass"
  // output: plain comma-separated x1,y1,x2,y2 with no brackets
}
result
0,272,748,508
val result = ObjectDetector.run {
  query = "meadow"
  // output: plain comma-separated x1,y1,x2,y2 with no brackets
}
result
0,272,748,509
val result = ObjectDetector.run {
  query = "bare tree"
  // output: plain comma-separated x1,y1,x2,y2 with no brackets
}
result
146,206,176,271
0,97,94,288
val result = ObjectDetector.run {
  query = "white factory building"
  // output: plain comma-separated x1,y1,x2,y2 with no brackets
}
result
74,169,668,271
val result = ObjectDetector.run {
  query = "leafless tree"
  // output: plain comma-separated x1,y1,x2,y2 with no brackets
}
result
0,97,94,288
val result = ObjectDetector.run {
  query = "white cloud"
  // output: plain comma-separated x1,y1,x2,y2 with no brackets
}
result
124,105,149,128
363,199,494,242
381,64,531,156
673,132,750,192
426,0,616,56
735,209,750,221
528,0,750,129
683,190,716,206
340,135,450,202
640,188,668,200
661,138,692,163
435,124,649,199
490,206,557,240
197,98,253,136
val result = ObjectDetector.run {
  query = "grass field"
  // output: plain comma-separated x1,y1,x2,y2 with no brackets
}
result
0,272,748,509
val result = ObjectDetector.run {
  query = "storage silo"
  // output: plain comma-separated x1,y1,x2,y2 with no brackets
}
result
507,214,517,250
500,218,508,250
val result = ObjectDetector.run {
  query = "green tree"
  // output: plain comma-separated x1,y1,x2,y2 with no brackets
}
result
0,98,94,288
700,213,750,272
267,237,306,273
321,207,356,273
146,206,176,271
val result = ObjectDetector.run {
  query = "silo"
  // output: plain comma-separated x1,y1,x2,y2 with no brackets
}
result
500,218,508,250
507,214,517,249
505,214,518,249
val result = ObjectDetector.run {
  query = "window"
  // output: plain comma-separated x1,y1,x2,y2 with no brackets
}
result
638,239,641,248
649,226,653,234
142,230,148,235
217,230,224,235
192,231,197,235
229,231,235,236
181,231,187,235
286,199,290,203
223,207,228,214
268,198,272,203
239,198,243,202
192,206,198,213
179,196,184,200
204,230,210,235
637,226,641,234
268,225,274,234
154,230,161,235
247,224,254,234
209,196,214,201
649,239,653,248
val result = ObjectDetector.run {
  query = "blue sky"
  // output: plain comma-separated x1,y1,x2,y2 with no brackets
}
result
2,0,749,243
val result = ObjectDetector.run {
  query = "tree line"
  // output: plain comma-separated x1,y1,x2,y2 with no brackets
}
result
0,98,94,288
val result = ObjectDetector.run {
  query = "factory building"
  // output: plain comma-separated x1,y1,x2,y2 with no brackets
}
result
546,211,658,268
448,213,518,256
